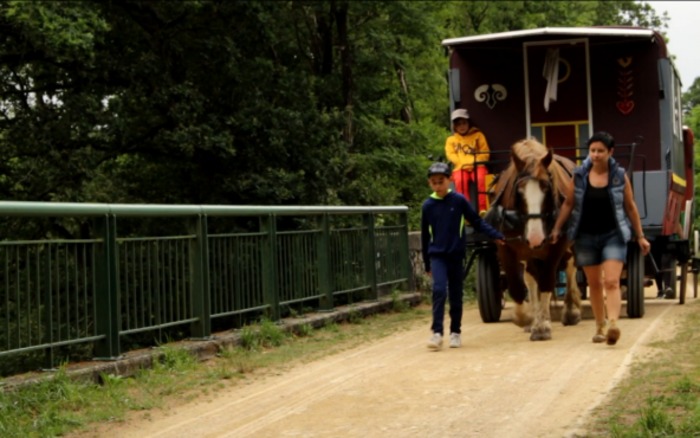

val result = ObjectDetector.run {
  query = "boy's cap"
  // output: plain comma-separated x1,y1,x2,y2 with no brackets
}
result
427,162,451,177
451,108,470,121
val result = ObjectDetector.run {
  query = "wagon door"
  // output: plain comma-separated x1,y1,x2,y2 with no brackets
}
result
525,39,591,159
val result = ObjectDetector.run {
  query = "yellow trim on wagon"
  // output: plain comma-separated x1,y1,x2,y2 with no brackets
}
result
672,173,686,188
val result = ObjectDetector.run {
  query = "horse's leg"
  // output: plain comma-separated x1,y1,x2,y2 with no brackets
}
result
512,261,533,330
513,300,533,330
524,269,552,341
498,248,532,329
537,290,553,340
562,255,582,326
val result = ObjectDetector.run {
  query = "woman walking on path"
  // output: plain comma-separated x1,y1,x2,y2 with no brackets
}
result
551,132,651,345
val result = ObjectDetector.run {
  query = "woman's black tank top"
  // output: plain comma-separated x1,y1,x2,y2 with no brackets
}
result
578,184,617,235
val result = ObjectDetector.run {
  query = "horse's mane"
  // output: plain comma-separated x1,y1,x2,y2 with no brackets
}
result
489,138,574,210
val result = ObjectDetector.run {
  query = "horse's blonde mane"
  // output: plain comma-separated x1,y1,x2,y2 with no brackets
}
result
512,138,548,162
490,138,573,210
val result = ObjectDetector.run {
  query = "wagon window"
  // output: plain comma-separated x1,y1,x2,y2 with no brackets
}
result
531,126,543,143
673,74,682,138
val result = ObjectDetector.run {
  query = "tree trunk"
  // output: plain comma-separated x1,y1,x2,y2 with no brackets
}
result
335,1,353,145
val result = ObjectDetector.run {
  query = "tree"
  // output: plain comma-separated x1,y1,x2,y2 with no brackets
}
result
441,1,666,36
683,77,700,117
0,1,667,234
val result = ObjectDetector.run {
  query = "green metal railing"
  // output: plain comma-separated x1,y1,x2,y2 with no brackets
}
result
0,202,410,373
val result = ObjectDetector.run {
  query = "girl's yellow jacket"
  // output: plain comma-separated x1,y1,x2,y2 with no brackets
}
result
444,128,490,171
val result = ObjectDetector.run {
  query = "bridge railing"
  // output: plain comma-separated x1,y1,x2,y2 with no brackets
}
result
0,202,410,375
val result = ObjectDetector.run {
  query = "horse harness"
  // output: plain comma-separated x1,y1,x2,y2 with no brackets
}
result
487,158,571,232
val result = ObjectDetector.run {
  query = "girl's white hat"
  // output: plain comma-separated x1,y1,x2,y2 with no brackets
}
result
451,108,470,121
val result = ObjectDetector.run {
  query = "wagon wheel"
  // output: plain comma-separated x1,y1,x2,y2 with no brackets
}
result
678,235,693,304
679,261,688,305
626,241,645,318
477,247,502,323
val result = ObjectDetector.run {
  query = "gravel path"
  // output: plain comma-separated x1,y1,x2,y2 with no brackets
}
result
74,290,696,438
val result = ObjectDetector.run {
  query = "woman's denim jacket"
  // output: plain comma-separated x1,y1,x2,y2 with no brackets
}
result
566,156,632,243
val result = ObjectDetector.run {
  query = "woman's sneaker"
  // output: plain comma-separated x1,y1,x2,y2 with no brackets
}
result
427,333,443,350
449,333,461,348
606,320,621,345
592,320,607,343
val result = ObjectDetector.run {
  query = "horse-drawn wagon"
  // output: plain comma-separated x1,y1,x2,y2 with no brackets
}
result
441,27,696,324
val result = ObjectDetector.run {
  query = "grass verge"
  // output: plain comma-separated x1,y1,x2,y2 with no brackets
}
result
583,300,700,437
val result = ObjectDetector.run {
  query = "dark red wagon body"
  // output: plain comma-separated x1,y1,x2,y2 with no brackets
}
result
442,27,695,320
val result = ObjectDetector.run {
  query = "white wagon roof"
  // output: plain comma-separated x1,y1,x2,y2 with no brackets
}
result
441,27,656,47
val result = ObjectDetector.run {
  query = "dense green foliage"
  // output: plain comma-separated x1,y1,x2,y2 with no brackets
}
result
0,1,677,231
683,79,700,230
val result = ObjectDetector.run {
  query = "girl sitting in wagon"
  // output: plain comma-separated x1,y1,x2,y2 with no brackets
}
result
445,108,490,215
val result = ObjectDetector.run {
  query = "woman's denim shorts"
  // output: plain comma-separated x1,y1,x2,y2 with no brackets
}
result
574,229,627,267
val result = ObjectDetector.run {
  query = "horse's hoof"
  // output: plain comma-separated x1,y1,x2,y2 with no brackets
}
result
562,311,581,326
529,328,552,341
663,288,676,300
513,315,534,328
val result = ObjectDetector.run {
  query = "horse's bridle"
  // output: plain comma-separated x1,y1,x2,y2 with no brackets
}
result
484,155,571,237
486,172,558,233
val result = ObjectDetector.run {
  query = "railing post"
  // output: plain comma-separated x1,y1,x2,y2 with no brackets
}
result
318,214,333,311
189,214,211,339
94,214,121,359
261,214,280,320
152,240,163,341
364,213,378,300
400,211,414,291
41,244,55,369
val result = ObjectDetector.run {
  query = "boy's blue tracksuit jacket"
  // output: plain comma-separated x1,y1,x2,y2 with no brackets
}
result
421,190,504,273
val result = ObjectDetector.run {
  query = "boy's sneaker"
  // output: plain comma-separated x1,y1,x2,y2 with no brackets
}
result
449,333,461,348
427,333,443,350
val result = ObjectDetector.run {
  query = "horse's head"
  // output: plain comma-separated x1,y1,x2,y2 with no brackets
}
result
510,139,558,249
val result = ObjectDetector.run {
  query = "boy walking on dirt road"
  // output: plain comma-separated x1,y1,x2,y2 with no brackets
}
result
421,162,504,350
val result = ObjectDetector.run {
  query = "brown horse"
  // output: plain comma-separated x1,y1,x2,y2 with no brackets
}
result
486,138,581,340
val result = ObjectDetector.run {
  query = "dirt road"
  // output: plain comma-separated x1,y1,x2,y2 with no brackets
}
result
81,293,697,438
